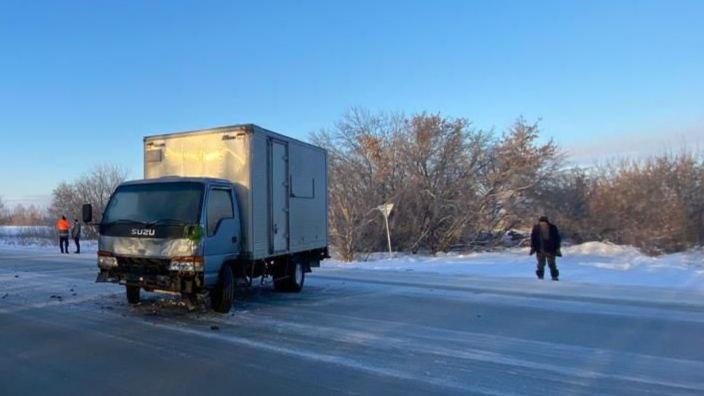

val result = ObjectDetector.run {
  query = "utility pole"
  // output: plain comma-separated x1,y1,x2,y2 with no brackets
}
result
377,203,394,257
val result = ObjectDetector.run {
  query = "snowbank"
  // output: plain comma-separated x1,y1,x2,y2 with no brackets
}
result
0,226,98,251
0,225,52,236
323,242,704,291
0,239,98,252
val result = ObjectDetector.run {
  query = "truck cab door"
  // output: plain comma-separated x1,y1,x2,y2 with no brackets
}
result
203,187,240,286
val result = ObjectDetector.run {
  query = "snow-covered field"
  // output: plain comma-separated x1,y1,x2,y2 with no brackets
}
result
0,226,54,247
0,226,97,250
0,225,52,237
323,242,704,292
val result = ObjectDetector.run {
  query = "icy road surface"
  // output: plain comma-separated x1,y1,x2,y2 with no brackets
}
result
1,247,704,395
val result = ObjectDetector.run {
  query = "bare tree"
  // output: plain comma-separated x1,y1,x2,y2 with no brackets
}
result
49,164,128,238
312,109,405,260
0,196,7,225
476,118,562,234
315,111,565,259
7,204,47,226
532,167,595,242
317,109,704,258
393,114,485,253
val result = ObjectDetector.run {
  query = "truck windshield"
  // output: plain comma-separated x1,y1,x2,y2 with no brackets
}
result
102,182,204,225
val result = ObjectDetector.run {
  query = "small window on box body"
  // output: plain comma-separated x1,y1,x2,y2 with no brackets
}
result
291,176,315,199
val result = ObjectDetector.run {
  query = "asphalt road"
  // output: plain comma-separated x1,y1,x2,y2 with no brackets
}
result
1,247,704,395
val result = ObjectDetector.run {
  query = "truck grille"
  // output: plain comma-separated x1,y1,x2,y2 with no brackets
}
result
116,257,171,276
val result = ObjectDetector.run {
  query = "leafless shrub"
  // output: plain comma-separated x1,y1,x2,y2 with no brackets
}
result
7,204,48,226
533,151,704,255
312,109,405,260
0,196,8,225
531,168,595,243
313,110,561,260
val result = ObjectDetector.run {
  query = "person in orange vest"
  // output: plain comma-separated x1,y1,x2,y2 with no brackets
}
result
55,215,71,254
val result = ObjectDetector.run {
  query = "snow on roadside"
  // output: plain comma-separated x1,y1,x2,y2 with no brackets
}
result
0,226,97,252
0,239,98,253
322,242,704,291
0,226,52,236
2,233,702,291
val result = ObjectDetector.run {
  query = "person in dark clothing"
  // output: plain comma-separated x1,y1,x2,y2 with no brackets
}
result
71,218,82,254
529,216,561,281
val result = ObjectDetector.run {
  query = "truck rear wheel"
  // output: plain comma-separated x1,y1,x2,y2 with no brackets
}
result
211,264,234,313
290,257,305,292
274,257,305,293
126,285,140,304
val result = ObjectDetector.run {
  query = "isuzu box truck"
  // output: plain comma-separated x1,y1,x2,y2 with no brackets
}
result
83,124,328,313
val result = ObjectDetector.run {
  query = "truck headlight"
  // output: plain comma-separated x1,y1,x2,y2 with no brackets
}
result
169,256,204,273
97,251,118,269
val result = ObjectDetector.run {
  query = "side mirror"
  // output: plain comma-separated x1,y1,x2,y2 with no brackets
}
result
82,204,93,223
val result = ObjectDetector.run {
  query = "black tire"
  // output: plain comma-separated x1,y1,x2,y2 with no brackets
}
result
274,257,305,293
289,257,305,293
126,285,140,304
211,264,235,313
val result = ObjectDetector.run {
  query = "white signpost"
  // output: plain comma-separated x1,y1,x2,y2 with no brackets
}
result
377,203,394,257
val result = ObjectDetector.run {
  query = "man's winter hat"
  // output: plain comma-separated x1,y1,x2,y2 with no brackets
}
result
539,216,549,222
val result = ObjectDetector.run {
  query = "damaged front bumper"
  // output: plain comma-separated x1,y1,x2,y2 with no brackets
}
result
97,255,204,294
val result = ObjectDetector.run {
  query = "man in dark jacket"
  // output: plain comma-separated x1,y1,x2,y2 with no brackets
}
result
530,216,561,281
71,218,81,254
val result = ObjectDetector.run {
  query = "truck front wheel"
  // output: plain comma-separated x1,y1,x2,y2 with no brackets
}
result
126,285,140,304
211,264,235,313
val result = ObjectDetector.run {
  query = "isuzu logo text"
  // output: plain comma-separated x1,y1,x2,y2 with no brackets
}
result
130,228,156,237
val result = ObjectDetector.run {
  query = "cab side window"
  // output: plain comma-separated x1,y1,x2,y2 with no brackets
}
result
206,189,234,236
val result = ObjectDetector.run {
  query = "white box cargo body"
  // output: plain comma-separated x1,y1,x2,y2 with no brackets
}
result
143,124,328,261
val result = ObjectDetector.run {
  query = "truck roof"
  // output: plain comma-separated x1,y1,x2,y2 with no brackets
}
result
143,123,325,153
120,176,232,187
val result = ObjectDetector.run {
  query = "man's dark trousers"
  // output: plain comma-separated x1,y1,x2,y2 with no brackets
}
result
536,252,559,280
59,236,69,254
74,237,80,254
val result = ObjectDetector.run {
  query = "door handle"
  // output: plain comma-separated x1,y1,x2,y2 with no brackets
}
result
273,224,278,234
232,236,238,244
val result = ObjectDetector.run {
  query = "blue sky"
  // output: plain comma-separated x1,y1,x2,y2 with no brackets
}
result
1,0,703,206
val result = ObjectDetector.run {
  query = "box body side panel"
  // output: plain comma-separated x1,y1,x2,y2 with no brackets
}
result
288,142,328,252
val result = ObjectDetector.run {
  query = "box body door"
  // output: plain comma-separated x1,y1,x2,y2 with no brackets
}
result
269,139,289,254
